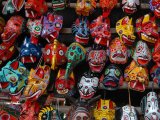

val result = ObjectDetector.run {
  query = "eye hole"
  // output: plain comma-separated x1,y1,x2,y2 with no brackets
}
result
76,116,81,120
115,69,120,76
59,50,64,56
83,116,88,120
105,69,109,75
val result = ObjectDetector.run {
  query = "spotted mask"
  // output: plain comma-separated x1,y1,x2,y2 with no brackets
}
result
150,65,160,88
150,0,160,18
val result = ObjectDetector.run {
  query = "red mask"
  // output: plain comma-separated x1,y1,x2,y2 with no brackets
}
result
153,38,160,67
150,0,160,18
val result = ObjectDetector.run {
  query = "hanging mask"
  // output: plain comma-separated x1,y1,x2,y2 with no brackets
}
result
124,60,149,92
109,37,128,64
93,99,116,120
153,39,160,67
41,13,63,43
1,16,25,43
86,45,107,73
43,40,67,70
2,0,25,15
140,92,160,120
52,0,67,11
78,72,99,99
20,37,42,63
0,17,5,34
150,0,160,18
136,14,159,44
76,0,96,16
65,42,86,79
25,0,48,18
90,16,111,47
133,41,151,66
100,64,123,90
72,17,90,45
122,0,140,14
55,68,75,95
23,65,50,101
116,16,136,46
150,65,160,88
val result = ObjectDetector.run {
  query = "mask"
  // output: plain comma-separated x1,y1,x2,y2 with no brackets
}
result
1,16,25,43
152,39,160,67
109,37,128,64
133,41,151,66
0,110,18,120
100,64,123,90
76,0,96,16
150,0,160,18
122,0,140,14
23,65,50,100
52,0,66,11
136,14,159,44
55,68,75,95
78,72,99,99
141,92,160,119
124,60,149,92
72,17,90,45
20,37,42,63
25,0,48,18
65,42,86,79
43,39,67,70
0,17,5,34
93,99,116,120
90,16,111,46
41,13,63,43
116,16,136,46
2,0,25,15
86,45,107,73
150,65,160,87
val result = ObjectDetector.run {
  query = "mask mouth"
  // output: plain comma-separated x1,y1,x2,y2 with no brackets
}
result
1,32,16,42
79,90,95,99
123,5,137,14
57,89,69,94
42,32,58,43
25,9,37,18
52,2,65,9
137,56,149,66
89,62,105,73
21,56,37,63
75,34,89,44
103,78,119,90
122,35,135,46
129,80,145,92
112,52,125,59
25,90,42,100
141,33,158,43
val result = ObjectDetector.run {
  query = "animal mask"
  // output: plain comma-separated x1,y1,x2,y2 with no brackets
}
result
1,16,25,43
150,0,160,18
109,37,128,64
78,72,99,99
140,92,160,120
90,16,111,46
25,0,48,18
133,41,151,67
65,42,86,79
23,65,50,100
124,60,149,92
20,37,42,63
72,17,90,45
2,0,25,15
136,14,159,44
100,64,123,90
150,65,160,88
0,17,5,34
43,40,67,70
52,0,66,10
41,13,63,43
152,39,160,67
55,68,75,95
122,0,140,14
93,99,116,120
116,16,136,46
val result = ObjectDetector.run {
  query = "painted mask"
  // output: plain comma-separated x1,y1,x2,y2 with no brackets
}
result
150,65,160,88
78,72,99,99
41,13,63,43
43,39,67,70
76,0,96,16
65,42,86,79
109,37,128,64
2,0,25,15
133,41,151,66
150,0,160,18
136,14,159,44
86,45,107,73
1,16,25,43
23,65,50,100
72,17,90,45
140,92,160,120
100,64,123,90
152,39,160,67
90,16,111,47
93,99,116,120
55,68,75,95
20,37,42,63
0,17,5,34
52,0,66,10
25,0,48,18
116,16,136,46
124,60,149,92
122,0,140,14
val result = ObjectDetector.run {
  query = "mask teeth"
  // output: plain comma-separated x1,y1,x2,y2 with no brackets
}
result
30,54,34,63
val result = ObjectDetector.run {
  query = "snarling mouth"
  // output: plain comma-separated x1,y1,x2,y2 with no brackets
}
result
79,90,95,99
57,89,69,94
123,6,137,14
141,33,158,43
129,80,145,92
103,80,118,90
137,56,149,66
2,33,16,42
43,32,58,43
89,62,105,73
21,55,37,63
52,2,65,9
122,35,134,46
25,9,37,18
112,53,125,59
10,87,24,96
75,34,89,44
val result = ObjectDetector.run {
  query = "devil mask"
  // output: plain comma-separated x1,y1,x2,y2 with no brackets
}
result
150,0,160,18
153,39,160,67
133,41,151,67
100,64,123,90
0,17,5,34
116,16,136,46
136,14,159,44
43,39,67,70
141,92,160,120
150,65,160,88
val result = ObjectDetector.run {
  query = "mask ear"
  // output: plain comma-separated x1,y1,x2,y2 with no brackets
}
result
12,0,25,11
140,96,147,114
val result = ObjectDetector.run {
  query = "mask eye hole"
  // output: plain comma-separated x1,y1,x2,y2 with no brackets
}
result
76,116,81,120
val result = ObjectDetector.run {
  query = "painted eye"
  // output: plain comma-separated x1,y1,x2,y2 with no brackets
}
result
58,84,63,88
105,69,109,75
35,26,41,31
59,50,64,56
115,69,120,76
46,49,50,55
18,68,24,73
